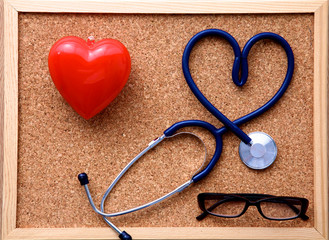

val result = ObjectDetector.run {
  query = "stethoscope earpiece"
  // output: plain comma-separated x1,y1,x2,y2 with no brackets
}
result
78,173,89,185
119,231,132,240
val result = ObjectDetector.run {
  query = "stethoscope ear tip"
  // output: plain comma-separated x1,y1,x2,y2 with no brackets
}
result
78,172,89,185
119,231,132,240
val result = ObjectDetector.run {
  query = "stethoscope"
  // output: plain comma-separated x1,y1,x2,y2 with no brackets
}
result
78,29,294,240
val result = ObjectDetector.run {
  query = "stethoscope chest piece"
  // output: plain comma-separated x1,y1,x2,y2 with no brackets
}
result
239,132,277,170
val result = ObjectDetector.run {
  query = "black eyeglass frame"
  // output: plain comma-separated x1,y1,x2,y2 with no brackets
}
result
197,193,309,221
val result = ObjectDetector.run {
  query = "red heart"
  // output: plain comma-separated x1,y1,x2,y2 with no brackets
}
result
48,36,131,120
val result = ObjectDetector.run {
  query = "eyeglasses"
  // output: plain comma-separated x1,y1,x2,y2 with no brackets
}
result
197,193,309,221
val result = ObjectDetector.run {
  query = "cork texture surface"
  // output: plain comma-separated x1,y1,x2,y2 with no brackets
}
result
17,13,314,228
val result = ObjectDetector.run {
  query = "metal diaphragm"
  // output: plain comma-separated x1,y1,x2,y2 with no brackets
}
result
239,132,277,170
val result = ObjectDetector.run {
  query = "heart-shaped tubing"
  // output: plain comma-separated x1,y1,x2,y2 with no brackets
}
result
164,29,294,182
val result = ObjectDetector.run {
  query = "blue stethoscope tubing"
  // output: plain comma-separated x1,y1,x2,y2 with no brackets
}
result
164,29,294,183
78,29,294,240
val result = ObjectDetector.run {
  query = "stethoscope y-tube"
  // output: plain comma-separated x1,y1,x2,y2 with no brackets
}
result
78,29,294,239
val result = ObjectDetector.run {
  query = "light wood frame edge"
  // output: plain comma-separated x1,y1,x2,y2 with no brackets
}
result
0,0,4,238
1,1,18,240
1,0,328,239
314,1,329,239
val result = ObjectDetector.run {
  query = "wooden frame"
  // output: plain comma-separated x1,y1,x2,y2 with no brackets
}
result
0,0,328,239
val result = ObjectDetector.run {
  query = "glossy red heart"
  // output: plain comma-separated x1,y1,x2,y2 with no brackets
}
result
48,36,131,120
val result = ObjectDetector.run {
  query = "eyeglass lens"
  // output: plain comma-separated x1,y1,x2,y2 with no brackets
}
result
204,196,246,217
260,199,302,219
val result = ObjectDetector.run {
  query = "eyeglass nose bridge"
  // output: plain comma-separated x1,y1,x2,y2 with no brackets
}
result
247,200,260,206
242,200,264,216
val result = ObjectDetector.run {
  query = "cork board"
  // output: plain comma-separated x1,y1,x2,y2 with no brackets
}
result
16,12,315,230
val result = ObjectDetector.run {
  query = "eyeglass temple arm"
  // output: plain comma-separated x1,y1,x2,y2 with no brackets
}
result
196,210,209,221
196,198,230,221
